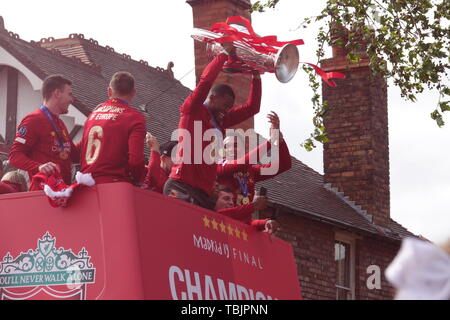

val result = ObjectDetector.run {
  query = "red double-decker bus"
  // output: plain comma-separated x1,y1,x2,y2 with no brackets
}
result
0,183,301,300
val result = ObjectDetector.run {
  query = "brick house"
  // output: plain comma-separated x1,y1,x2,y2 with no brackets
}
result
188,0,415,300
0,0,414,300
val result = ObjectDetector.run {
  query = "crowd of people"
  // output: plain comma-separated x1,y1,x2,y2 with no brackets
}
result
1,44,292,234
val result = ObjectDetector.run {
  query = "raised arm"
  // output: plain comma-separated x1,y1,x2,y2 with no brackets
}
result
221,74,262,128
180,53,228,114
216,139,270,177
143,133,161,187
251,138,292,182
252,111,291,181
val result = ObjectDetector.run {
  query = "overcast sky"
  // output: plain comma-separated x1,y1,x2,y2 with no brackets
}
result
1,0,448,243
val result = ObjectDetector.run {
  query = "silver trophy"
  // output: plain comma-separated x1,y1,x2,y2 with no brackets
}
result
192,24,300,83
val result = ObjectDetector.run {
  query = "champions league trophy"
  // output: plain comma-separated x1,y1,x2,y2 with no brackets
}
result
191,17,302,83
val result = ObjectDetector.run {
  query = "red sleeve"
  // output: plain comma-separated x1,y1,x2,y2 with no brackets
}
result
216,160,248,178
218,205,268,231
216,140,270,178
222,77,262,128
243,140,270,164
251,218,269,231
251,138,292,182
144,151,161,187
9,114,42,172
180,53,228,114
217,203,255,225
127,114,146,184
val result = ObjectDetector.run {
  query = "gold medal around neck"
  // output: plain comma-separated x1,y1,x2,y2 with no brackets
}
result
59,151,69,160
242,196,250,205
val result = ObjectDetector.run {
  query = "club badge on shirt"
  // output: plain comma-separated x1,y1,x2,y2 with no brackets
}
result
18,126,27,136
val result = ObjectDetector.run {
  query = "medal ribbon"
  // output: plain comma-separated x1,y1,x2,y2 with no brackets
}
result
209,16,345,86
40,106,66,152
236,174,249,197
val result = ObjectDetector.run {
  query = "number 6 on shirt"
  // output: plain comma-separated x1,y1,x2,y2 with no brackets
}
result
85,126,103,165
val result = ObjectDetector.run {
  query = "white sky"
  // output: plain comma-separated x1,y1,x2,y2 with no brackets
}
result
1,0,448,243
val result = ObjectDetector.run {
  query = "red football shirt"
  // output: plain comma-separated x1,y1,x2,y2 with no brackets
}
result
143,151,168,193
9,108,79,187
217,204,268,230
169,53,262,195
80,98,146,184
216,139,292,205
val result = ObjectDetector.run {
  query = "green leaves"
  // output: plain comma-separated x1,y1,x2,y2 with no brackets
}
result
250,0,280,13
253,0,450,150
431,109,445,127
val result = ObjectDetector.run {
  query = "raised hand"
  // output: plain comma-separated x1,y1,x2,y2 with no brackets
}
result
146,133,160,152
264,219,280,235
267,111,283,143
267,111,280,130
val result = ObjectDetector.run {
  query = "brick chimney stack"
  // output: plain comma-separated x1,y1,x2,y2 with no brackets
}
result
187,0,255,131
321,31,390,228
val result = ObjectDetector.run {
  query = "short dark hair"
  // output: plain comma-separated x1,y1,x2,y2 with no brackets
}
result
217,184,233,194
160,141,178,156
42,75,72,100
210,83,235,100
110,72,135,95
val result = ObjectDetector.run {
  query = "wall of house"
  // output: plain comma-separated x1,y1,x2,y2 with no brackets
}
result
16,71,42,127
0,47,87,146
272,208,400,300
0,67,7,139
277,211,337,299
355,235,399,299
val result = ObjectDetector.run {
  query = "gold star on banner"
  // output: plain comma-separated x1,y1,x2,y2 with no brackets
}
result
242,231,248,241
203,216,210,228
227,224,234,236
219,221,227,233
235,227,241,239
211,219,219,230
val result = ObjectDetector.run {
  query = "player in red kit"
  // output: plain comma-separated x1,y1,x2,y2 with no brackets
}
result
217,112,292,205
214,185,279,234
79,72,146,185
164,44,262,209
142,134,177,193
9,75,79,190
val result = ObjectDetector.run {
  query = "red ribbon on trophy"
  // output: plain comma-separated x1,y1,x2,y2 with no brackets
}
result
193,16,345,86
302,62,346,87
210,16,305,55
